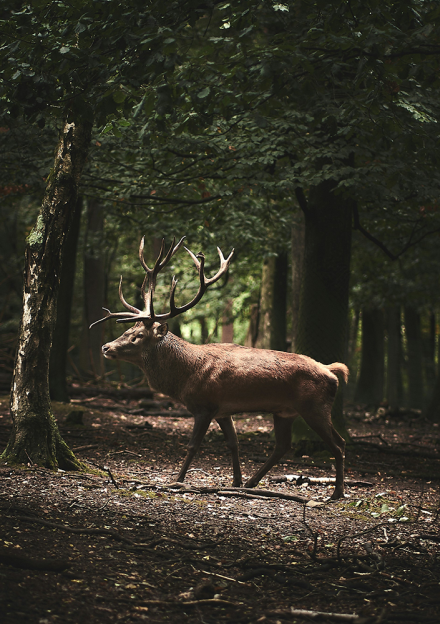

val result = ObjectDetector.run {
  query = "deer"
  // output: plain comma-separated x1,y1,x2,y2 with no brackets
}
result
90,237,349,499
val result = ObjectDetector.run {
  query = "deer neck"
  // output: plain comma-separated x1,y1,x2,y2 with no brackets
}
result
141,332,197,400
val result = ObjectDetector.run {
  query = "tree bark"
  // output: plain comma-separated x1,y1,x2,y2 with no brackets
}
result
49,196,82,402
291,218,305,353
354,308,385,406
386,305,403,411
271,251,288,351
255,252,288,351
294,181,353,437
255,257,275,350
2,118,92,469
80,200,106,378
245,304,259,348
221,300,234,343
422,311,436,398
404,305,424,409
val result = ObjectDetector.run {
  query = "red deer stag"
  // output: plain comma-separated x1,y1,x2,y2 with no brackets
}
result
90,237,348,499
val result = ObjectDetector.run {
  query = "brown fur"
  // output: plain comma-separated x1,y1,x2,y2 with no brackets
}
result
102,322,349,499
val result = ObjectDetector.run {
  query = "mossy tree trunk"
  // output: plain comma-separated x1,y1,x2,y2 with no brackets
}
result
2,118,92,469
294,181,353,439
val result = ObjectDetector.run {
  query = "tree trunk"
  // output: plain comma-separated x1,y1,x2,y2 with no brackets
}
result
255,252,288,351
221,300,234,343
49,196,82,402
386,305,403,411
291,218,305,353
346,308,360,398
271,251,288,351
245,304,259,347
294,181,352,438
422,311,436,400
255,257,275,350
354,308,385,406
80,200,106,378
2,118,92,469
404,305,424,409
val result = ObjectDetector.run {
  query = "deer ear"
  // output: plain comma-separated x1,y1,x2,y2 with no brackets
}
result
155,323,168,338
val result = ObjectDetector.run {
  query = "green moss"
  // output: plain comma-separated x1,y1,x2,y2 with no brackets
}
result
27,214,45,246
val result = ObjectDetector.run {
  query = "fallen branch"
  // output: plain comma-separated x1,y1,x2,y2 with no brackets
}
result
288,608,365,622
72,444,99,452
198,486,311,504
146,536,221,551
270,475,374,488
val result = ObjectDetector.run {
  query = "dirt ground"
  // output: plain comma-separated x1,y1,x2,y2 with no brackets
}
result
1,390,439,624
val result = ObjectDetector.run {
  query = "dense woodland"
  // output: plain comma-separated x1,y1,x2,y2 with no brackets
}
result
1,2,440,623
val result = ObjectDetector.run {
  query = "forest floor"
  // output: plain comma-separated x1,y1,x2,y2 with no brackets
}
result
0,389,439,624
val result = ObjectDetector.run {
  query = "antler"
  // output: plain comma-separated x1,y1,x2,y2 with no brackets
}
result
89,237,234,328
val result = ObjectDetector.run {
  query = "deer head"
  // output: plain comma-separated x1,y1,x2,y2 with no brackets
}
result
90,237,234,362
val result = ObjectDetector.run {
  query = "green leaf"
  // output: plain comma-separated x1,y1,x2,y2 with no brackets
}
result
113,90,127,104
197,87,210,99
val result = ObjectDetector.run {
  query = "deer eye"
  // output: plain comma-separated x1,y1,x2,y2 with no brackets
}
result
131,337,137,343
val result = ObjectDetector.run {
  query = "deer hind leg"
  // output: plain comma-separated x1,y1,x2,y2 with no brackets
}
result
176,413,212,483
245,415,294,488
216,416,243,487
302,410,346,500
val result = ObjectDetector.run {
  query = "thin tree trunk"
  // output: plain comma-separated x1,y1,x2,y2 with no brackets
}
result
346,308,360,397
80,200,106,378
404,305,424,409
294,182,352,437
255,252,288,351
422,311,436,401
271,251,288,351
49,196,82,402
291,218,305,353
2,118,92,469
386,305,403,411
255,257,276,350
245,303,259,347
354,308,385,406
221,300,234,343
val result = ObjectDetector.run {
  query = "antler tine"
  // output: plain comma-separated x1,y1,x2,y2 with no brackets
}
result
119,276,141,314
139,236,187,318
205,247,234,285
138,244,232,322
139,237,166,317
159,236,186,270
89,308,140,329
90,239,234,327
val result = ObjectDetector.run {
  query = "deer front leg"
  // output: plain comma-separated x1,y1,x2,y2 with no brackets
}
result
216,416,242,487
175,413,212,483
245,415,293,488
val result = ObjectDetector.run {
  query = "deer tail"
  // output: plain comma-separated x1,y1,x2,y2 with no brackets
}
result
326,363,349,384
